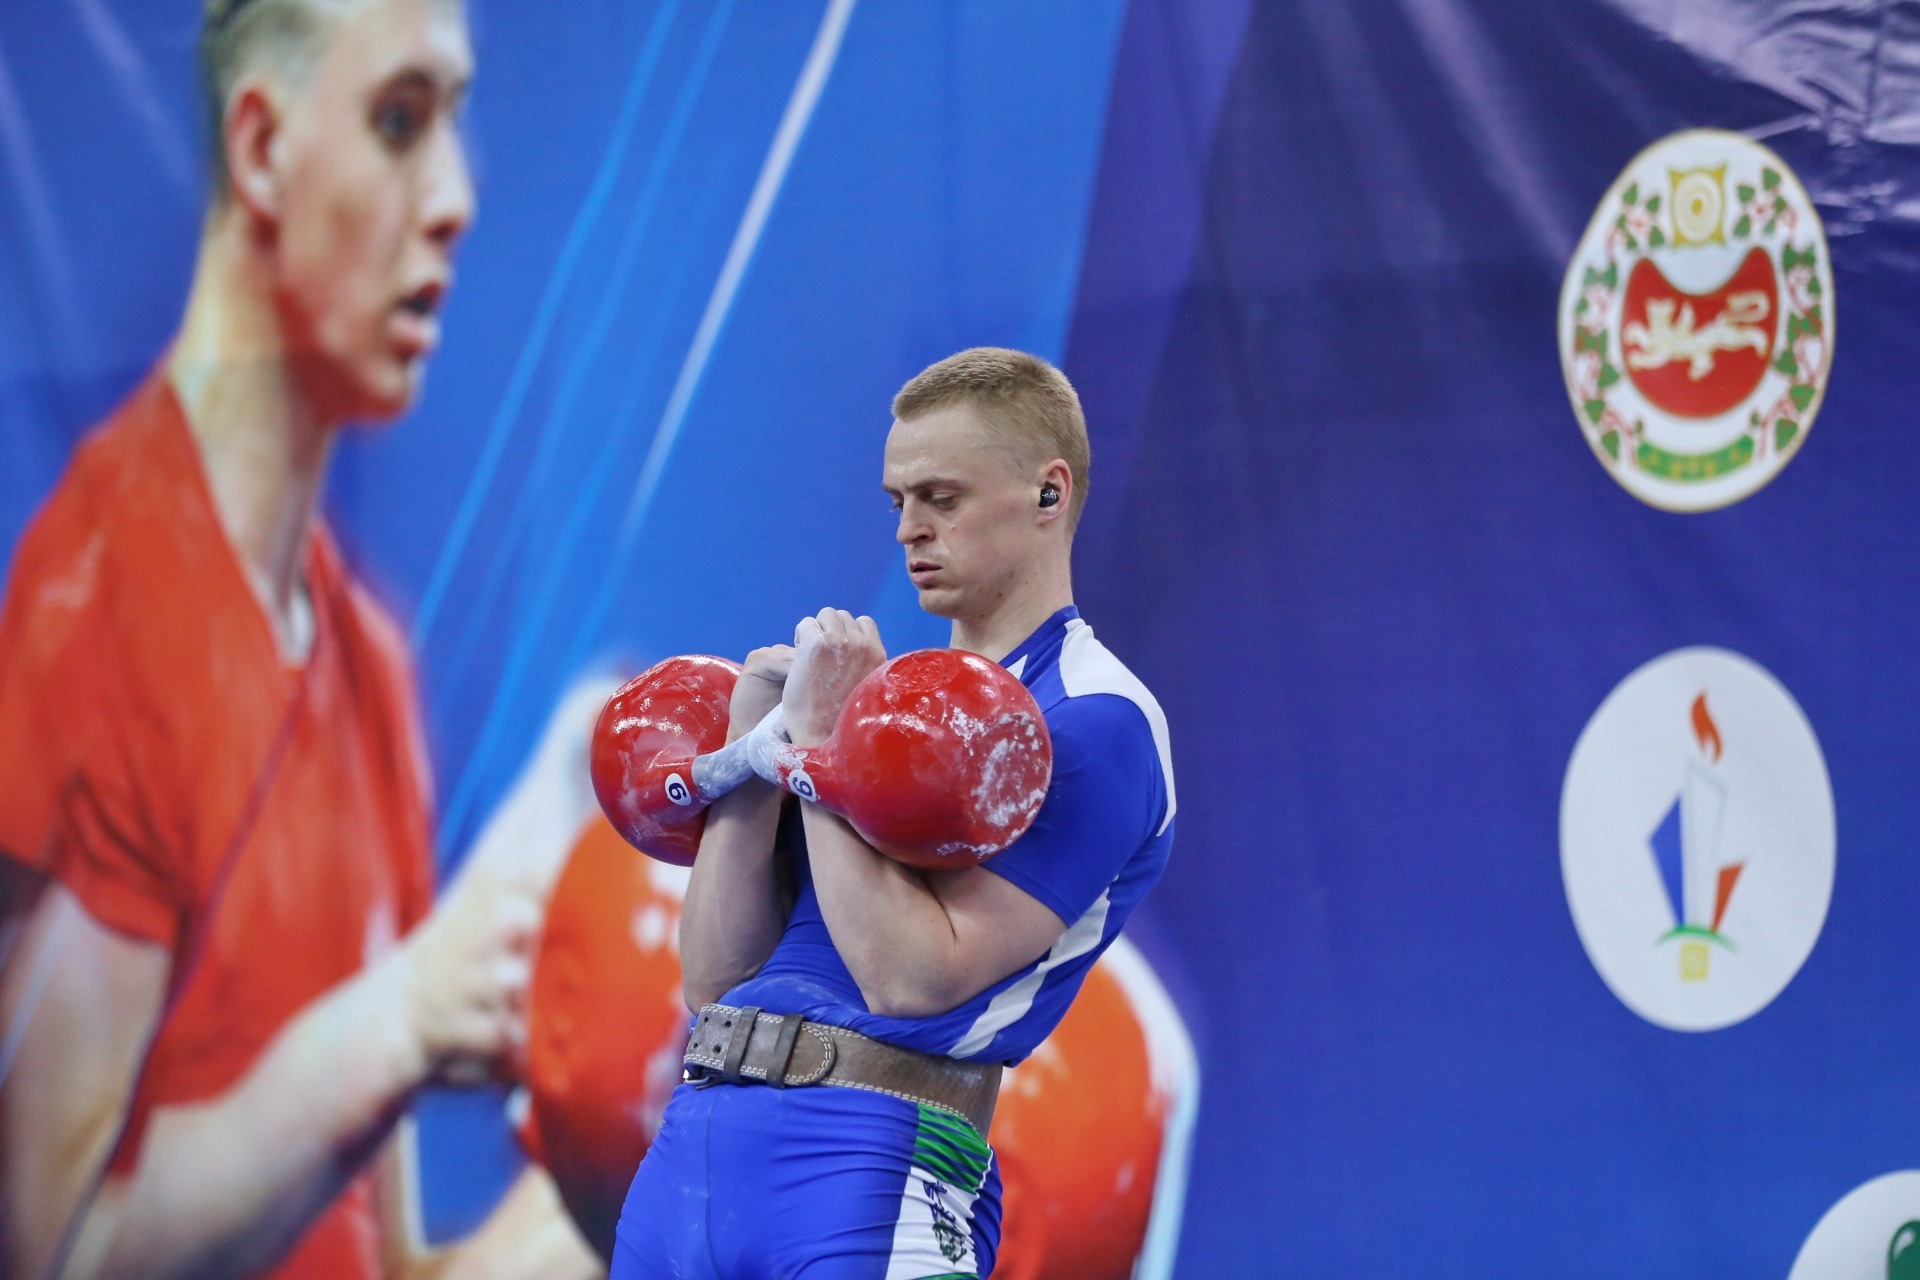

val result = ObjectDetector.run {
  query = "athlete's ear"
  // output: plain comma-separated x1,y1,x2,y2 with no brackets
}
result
1036,459,1072,527
224,77,286,225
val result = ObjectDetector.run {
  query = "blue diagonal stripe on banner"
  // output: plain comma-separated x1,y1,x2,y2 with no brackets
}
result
411,0,684,648
437,0,857,851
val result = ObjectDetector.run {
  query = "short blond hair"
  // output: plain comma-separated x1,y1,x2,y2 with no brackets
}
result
891,348,1091,524
199,0,462,197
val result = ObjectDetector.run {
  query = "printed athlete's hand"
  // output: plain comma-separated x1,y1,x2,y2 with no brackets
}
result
782,609,886,747
383,861,541,1084
728,644,795,743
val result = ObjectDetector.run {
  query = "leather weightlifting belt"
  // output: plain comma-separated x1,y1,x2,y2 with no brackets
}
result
683,1003,1001,1136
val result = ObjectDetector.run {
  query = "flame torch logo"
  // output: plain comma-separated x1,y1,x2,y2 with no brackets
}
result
1648,694,1743,981
1561,647,1834,1031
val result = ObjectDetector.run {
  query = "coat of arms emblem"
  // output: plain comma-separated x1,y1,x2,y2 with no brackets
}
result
1558,129,1834,511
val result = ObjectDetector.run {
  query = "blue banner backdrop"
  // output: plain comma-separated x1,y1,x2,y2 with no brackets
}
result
5,0,1919,1274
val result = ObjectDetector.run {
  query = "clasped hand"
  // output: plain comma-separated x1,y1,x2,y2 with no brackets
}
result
729,608,886,748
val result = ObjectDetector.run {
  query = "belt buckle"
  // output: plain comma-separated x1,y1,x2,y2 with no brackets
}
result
683,1004,817,1089
682,1004,750,1087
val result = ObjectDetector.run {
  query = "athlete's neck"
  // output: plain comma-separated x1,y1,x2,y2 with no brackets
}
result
168,210,334,657
948,547,1075,662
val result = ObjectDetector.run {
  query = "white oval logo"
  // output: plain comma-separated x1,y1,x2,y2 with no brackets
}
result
1790,1172,1920,1280
1559,128,1834,511
1560,647,1834,1030
664,773,693,807
785,769,817,802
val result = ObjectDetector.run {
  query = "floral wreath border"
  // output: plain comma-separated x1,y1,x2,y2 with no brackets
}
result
1565,164,1829,485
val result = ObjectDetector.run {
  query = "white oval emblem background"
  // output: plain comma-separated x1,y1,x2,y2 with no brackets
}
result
1789,1172,1920,1280
1560,647,1834,1031
1559,129,1835,512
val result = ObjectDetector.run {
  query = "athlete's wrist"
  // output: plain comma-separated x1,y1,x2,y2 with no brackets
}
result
727,681,784,745
783,708,836,748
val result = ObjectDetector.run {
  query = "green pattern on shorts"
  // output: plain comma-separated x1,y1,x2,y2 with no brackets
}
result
911,1104,990,1196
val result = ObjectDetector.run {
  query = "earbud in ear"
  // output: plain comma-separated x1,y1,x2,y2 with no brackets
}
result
1039,485,1061,509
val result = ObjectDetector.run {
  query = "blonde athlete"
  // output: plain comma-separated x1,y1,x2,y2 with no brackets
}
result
614,349,1177,1279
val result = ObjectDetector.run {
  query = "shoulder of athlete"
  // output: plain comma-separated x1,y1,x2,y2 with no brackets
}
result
1043,623,1169,740
0,424,147,687
1045,683,1158,748
1047,687,1170,791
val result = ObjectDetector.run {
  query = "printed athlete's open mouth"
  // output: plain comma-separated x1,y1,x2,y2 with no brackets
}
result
398,281,444,317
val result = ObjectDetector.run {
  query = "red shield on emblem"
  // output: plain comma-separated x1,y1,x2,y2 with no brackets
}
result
1621,246,1777,418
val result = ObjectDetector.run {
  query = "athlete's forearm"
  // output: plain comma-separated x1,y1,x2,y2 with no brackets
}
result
799,808,974,1018
679,781,789,1010
84,955,427,1280
803,808,1069,1020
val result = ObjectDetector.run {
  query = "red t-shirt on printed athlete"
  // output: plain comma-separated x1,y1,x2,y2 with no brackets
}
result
0,373,436,1280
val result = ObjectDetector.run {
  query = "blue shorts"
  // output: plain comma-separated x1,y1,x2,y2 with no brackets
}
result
611,1080,1002,1279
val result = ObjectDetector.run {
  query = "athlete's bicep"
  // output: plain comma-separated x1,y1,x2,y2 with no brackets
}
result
929,864,1072,1001
980,694,1164,927
0,884,168,1279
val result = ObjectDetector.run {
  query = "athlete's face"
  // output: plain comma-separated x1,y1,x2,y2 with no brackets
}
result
266,0,473,423
883,405,1055,621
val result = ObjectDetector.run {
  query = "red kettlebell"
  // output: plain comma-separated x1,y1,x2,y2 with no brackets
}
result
761,649,1053,869
589,655,739,866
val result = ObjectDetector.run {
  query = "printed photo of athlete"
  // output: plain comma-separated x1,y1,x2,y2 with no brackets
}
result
0,1,597,1277
612,348,1178,1278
